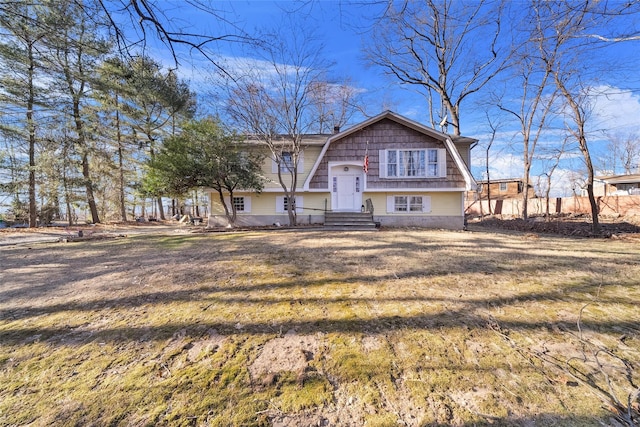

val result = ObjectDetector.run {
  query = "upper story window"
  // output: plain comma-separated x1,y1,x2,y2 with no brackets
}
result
380,148,446,178
499,182,508,191
272,151,304,174
281,152,293,172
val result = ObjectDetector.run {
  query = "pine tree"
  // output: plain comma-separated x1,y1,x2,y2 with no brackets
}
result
41,0,110,224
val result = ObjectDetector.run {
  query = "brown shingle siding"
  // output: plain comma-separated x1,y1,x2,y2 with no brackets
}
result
309,118,466,189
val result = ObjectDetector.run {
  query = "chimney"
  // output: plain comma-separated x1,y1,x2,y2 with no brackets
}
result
333,125,340,134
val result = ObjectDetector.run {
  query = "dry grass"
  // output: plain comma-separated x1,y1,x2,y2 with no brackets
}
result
1,227,639,426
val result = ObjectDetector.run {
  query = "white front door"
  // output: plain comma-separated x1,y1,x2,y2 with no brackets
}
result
333,167,363,211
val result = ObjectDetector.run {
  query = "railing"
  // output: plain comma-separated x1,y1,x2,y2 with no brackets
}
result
365,198,374,215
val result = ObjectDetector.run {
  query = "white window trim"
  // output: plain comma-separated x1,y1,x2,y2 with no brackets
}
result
386,195,432,214
232,196,251,213
272,150,304,174
276,195,304,213
379,148,446,178
225,196,251,213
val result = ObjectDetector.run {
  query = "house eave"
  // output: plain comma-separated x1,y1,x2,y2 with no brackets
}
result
303,110,478,191
595,173,640,185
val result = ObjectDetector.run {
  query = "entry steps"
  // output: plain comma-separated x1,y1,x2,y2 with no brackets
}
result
324,211,377,230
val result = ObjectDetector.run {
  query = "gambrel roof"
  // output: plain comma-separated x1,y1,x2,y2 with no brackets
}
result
304,110,477,191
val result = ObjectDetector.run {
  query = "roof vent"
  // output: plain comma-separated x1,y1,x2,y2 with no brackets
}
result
333,125,340,134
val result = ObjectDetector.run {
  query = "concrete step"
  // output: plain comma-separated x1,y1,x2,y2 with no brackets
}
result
324,212,377,229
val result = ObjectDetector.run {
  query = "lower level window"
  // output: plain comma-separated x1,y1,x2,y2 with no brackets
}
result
232,197,245,212
284,196,294,211
277,195,303,213
394,196,424,212
387,195,431,213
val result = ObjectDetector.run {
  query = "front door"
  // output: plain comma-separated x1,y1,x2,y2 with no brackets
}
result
333,167,363,211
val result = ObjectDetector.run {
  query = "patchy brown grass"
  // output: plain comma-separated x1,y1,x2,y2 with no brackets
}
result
1,227,639,426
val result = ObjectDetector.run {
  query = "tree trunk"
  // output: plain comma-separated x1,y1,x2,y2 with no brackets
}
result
156,197,165,220
580,136,600,233
522,174,530,220
81,151,99,223
27,40,37,228
115,95,127,222
217,188,236,225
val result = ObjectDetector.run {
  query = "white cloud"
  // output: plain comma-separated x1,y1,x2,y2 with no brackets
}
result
589,85,640,134
472,152,524,180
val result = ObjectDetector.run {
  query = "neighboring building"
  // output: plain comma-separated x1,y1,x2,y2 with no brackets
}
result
594,173,640,196
470,178,536,201
207,110,477,229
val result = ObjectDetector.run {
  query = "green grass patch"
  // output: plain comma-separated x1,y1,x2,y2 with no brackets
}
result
1,229,639,426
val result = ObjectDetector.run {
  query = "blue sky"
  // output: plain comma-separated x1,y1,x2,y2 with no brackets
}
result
140,0,640,196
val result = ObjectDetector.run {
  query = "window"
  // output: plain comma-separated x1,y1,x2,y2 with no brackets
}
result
271,151,304,174
499,182,508,191
394,196,408,212
232,197,245,212
427,149,438,177
283,196,294,212
228,196,251,213
281,152,293,172
387,195,431,213
380,148,446,178
276,195,303,213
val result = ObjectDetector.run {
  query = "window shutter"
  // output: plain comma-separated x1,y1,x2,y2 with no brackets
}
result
386,195,395,213
295,196,303,213
244,196,251,213
298,151,304,172
275,196,285,213
423,196,432,213
438,148,447,178
271,157,279,174
379,150,387,178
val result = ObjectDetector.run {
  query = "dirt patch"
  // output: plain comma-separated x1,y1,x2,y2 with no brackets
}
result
0,221,204,248
470,216,640,237
249,330,321,385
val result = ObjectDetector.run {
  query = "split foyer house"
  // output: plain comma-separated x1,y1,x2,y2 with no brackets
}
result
207,111,477,229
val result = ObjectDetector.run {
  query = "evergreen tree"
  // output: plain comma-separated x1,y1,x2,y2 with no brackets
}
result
0,1,48,227
146,118,264,226
41,0,111,224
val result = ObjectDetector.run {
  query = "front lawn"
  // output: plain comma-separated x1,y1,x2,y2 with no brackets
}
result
1,228,638,426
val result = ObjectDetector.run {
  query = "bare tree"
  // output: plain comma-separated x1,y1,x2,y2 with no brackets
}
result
308,78,361,134
602,133,640,175
496,20,558,220
530,1,599,231
224,20,331,226
533,0,640,232
537,136,568,220
366,0,511,135
481,112,500,216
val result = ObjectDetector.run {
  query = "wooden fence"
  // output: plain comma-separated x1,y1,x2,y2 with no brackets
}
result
465,195,640,218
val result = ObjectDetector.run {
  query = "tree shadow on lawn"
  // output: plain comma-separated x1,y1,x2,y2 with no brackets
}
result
1,280,637,346
0,256,635,324
2,231,639,427
1,229,638,346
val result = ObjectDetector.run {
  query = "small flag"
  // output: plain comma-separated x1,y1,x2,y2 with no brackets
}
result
363,155,369,174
